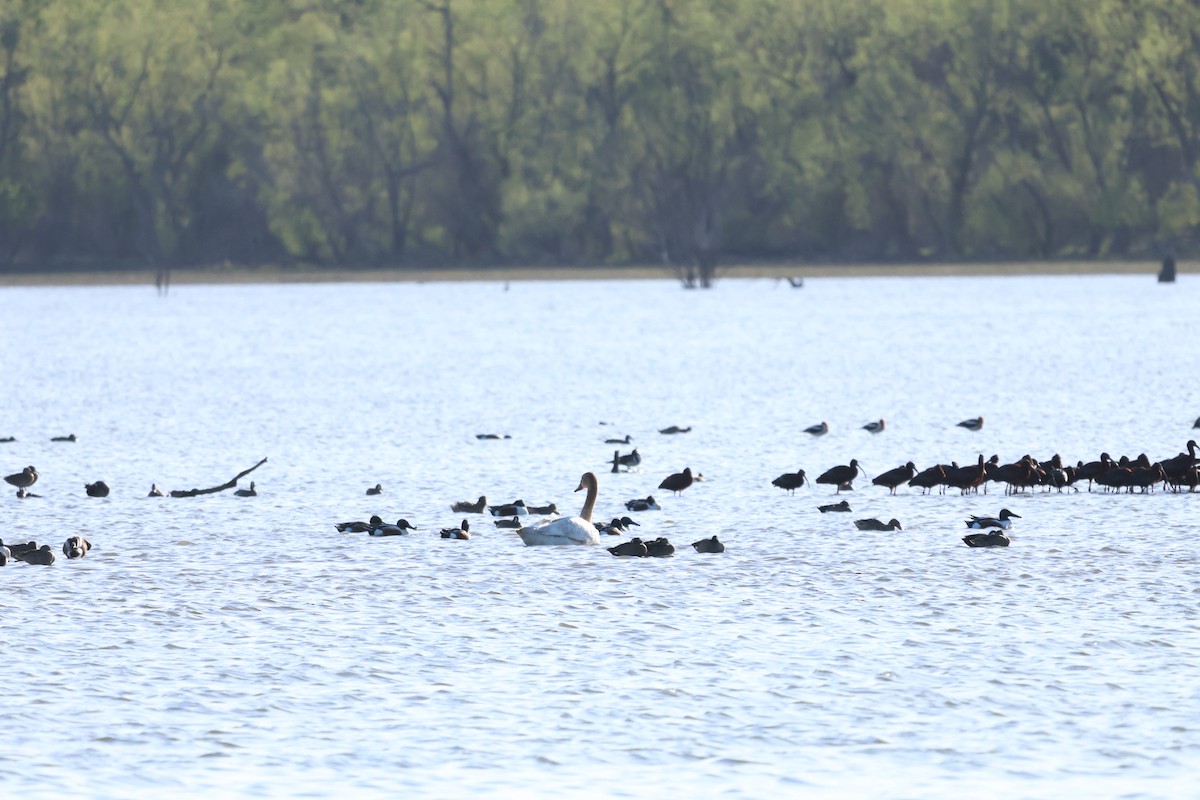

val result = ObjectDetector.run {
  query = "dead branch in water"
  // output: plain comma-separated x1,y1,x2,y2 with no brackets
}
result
169,458,268,497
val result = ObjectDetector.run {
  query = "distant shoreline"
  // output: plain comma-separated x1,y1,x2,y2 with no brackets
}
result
0,260,1178,288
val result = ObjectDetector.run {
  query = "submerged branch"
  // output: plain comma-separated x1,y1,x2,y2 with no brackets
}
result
169,457,268,497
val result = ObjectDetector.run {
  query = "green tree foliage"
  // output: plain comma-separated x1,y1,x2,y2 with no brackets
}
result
2,0,1198,275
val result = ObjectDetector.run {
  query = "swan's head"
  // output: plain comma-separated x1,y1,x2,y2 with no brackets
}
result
575,472,598,492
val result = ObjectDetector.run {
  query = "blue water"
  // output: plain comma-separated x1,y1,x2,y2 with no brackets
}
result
1,274,1198,798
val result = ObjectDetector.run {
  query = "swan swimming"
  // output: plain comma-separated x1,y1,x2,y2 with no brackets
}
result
518,472,601,546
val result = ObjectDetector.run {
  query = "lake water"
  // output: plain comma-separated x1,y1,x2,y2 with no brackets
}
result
1,274,1198,798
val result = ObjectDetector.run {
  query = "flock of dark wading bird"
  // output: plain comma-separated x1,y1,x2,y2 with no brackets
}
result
5,415,1200,565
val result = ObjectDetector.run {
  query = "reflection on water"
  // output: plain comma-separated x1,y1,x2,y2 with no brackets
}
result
1,275,1198,797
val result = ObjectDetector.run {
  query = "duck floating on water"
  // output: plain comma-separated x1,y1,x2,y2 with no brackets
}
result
85,481,110,498
63,536,91,559
963,530,1010,547
494,517,522,529
371,519,418,536
625,495,660,512
336,515,384,533
605,434,633,444
956,416,984,432
862,419,886,434
804,421,829,436
608,538,648,557
488,500,527,516
596,516,640,535
966,509,1020,529
440,520,471,539
818,500,851,513
854,518,902,531
644,537,675,557
451,495,487,514
366,483,383,496
234,481,257,497
691,535,725,553
659,425,691,435
148,484,165,497
51,433,77,442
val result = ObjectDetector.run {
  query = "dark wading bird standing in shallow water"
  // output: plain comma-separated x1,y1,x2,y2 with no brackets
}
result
4,466,38,491
771,469,807,494
659,467,695,495
872,462,916,495
816,460,865,493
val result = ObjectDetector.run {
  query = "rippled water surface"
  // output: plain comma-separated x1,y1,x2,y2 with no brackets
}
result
2,274,1199,798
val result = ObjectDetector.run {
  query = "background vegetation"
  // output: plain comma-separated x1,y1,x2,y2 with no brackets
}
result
2,0,1198,283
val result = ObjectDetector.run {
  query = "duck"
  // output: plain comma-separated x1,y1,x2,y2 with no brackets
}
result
62,536,91,559
816,460,864,493
518,472,601,546
488,500,527,516
607,537,648,557
234,481,257,497
605,434,633,444
494,517,522,529
366,483,383,496
611,448,641,472
0,436,15,443
440,520,471,539
596,516,641,535
371,519,418,536
862,419,886,434
451,495,488,514
956,416,984,432
4,466,38,490
771,469,807,494
51,433,77,442
872,462,916,495
148,484,165,497
2,540,36,559
818,500,851,513
625,495,661,511
476,433,512,440
658,467,695,495
659,425,691,435
18,544,56,565
525,502,558,515
85,481,110,498
963,530,1010,547
336,515,384,533
804,421,829,436
854,518,902,531
965,509,1021,529
644,537,675,557
691,535,725,553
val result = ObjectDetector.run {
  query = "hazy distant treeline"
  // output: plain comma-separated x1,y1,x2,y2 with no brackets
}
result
1,0,1198,279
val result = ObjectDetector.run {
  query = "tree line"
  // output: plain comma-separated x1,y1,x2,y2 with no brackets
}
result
1,0,1198,285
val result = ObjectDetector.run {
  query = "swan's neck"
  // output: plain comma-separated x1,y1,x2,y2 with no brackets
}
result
579,479,598,522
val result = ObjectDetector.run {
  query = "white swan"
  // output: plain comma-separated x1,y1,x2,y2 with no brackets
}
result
518,472,601,546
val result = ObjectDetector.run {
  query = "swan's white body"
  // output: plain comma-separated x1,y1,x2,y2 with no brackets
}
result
519,472,600,546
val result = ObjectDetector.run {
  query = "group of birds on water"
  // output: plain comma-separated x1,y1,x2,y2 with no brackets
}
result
8,419,1199,563
332,424,724,557
771,431,1200,546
